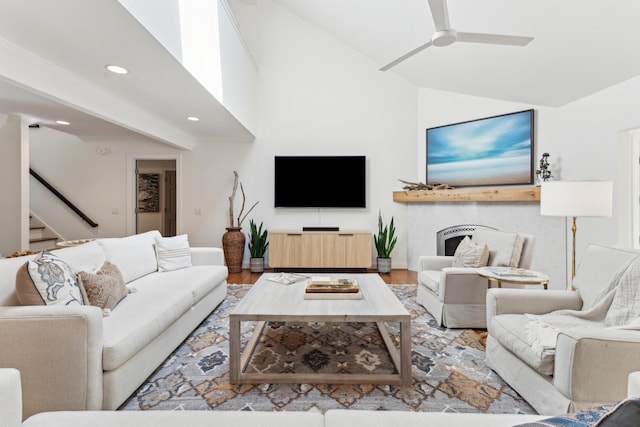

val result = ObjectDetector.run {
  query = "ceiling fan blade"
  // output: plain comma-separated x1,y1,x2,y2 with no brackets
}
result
428,0,450,31
379,40,433,71
457,32,534,46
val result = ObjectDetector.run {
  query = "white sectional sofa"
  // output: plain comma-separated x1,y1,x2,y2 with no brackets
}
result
0,230,228,419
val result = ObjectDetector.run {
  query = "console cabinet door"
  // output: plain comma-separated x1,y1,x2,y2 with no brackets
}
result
268,232,298,268
298,233,322,267
344,233,372,268
321,233,372,268
269,232,322,268
320,234,346,268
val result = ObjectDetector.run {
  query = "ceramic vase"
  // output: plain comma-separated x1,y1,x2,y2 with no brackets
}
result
222,227,245,273
377,257,392,274
249,257,265,273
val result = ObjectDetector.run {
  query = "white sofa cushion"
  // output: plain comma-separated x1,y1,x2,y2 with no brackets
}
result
573,245,640,311
101,279,193,371
100,264,226,371
97,230,161,283
418,270,441,294
490,313,555,376
473,229,524,268
143,265,228,303
23,410,326,427
324,410,546,427
52,241,106,274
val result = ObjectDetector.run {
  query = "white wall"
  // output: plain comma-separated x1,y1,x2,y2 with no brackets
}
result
416,76,640,287
24,0,640,281
415,90,566,287
120,0,258,135
28,0,418,270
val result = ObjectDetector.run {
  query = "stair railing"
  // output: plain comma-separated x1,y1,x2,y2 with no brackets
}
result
29,168,99,228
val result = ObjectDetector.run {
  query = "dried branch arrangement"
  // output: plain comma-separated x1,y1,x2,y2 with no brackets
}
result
399,179,455,191
228,171,259,228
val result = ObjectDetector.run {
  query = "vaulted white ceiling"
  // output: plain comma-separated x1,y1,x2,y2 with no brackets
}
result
1,0,639,145
275,0,640,107
0,0,254,147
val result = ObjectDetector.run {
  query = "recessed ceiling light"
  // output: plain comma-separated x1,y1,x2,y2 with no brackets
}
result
187,116,200,122
105,64,129,75
55,120,70,125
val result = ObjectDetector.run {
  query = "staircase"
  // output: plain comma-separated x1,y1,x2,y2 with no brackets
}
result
29,215,61,252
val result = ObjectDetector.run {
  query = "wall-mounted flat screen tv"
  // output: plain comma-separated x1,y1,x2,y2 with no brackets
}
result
274,156,366,208
426,109,534,187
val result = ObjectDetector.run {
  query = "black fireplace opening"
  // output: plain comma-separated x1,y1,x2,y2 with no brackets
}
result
437,224,497,256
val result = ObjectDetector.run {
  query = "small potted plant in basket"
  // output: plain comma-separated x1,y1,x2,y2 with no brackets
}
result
247,219,269,273
374,210,397,274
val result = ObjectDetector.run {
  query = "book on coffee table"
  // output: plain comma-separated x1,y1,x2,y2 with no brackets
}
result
303,277,362,299
267,272,309,285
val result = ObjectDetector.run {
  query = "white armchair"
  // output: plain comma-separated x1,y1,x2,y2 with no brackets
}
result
417,229,536,328
486,244,640,415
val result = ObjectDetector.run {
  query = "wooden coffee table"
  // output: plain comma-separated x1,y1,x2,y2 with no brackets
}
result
229,273,412,386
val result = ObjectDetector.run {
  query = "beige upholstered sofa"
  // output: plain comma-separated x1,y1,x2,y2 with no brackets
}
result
0,230,228,419
6,368,640,427
418,229,536,328
1,368,551,427
486,244,640,415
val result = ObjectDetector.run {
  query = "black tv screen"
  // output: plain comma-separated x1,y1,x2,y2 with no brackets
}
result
274,156,366,208
426,109,534,187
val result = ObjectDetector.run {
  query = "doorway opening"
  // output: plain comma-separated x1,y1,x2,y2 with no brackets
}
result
136,159,176,236
127,154,181,237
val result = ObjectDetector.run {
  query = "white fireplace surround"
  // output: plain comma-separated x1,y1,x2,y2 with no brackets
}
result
407,202,566,290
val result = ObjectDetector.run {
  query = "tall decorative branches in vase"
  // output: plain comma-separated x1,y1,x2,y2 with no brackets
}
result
222,171,259,273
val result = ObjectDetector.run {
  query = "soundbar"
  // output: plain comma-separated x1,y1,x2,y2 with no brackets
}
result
302,226,339,232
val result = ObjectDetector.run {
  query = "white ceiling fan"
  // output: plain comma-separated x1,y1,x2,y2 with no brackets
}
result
380,0,534,71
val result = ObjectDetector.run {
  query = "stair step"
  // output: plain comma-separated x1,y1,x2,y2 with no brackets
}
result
30,226,45,231
29,237,58,244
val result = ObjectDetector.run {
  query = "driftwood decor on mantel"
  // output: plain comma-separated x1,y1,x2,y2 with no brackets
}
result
399,179,455,191
393,186,540,203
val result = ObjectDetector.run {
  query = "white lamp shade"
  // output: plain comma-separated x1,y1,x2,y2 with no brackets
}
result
540,181,613,217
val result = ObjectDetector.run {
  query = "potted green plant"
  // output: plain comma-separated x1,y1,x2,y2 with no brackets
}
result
247,219,269,273
374,210,397,274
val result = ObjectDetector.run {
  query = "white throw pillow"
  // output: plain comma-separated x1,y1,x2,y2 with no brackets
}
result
473,229,525,268
155,234,192,272
451,236,490,268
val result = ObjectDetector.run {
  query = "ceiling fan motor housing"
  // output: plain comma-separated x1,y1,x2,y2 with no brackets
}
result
432,29,457,47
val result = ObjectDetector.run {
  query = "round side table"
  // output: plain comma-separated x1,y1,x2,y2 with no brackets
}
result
477,267,549,289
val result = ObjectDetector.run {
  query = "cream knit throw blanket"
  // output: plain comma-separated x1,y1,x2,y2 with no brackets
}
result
525,254,640,358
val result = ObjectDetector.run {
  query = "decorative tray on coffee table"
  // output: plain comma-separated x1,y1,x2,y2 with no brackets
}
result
303,277,362,300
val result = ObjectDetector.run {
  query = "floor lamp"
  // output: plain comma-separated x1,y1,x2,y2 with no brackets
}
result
540,181,613,283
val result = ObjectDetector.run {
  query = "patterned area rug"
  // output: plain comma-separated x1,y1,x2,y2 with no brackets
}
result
121,284,536,414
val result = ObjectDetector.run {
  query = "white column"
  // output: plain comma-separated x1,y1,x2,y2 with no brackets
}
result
0,115,30,256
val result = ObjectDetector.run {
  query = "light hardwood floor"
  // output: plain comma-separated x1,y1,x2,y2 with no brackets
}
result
227,268,418,285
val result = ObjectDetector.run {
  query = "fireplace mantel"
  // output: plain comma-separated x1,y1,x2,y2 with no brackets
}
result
393,186,540,203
